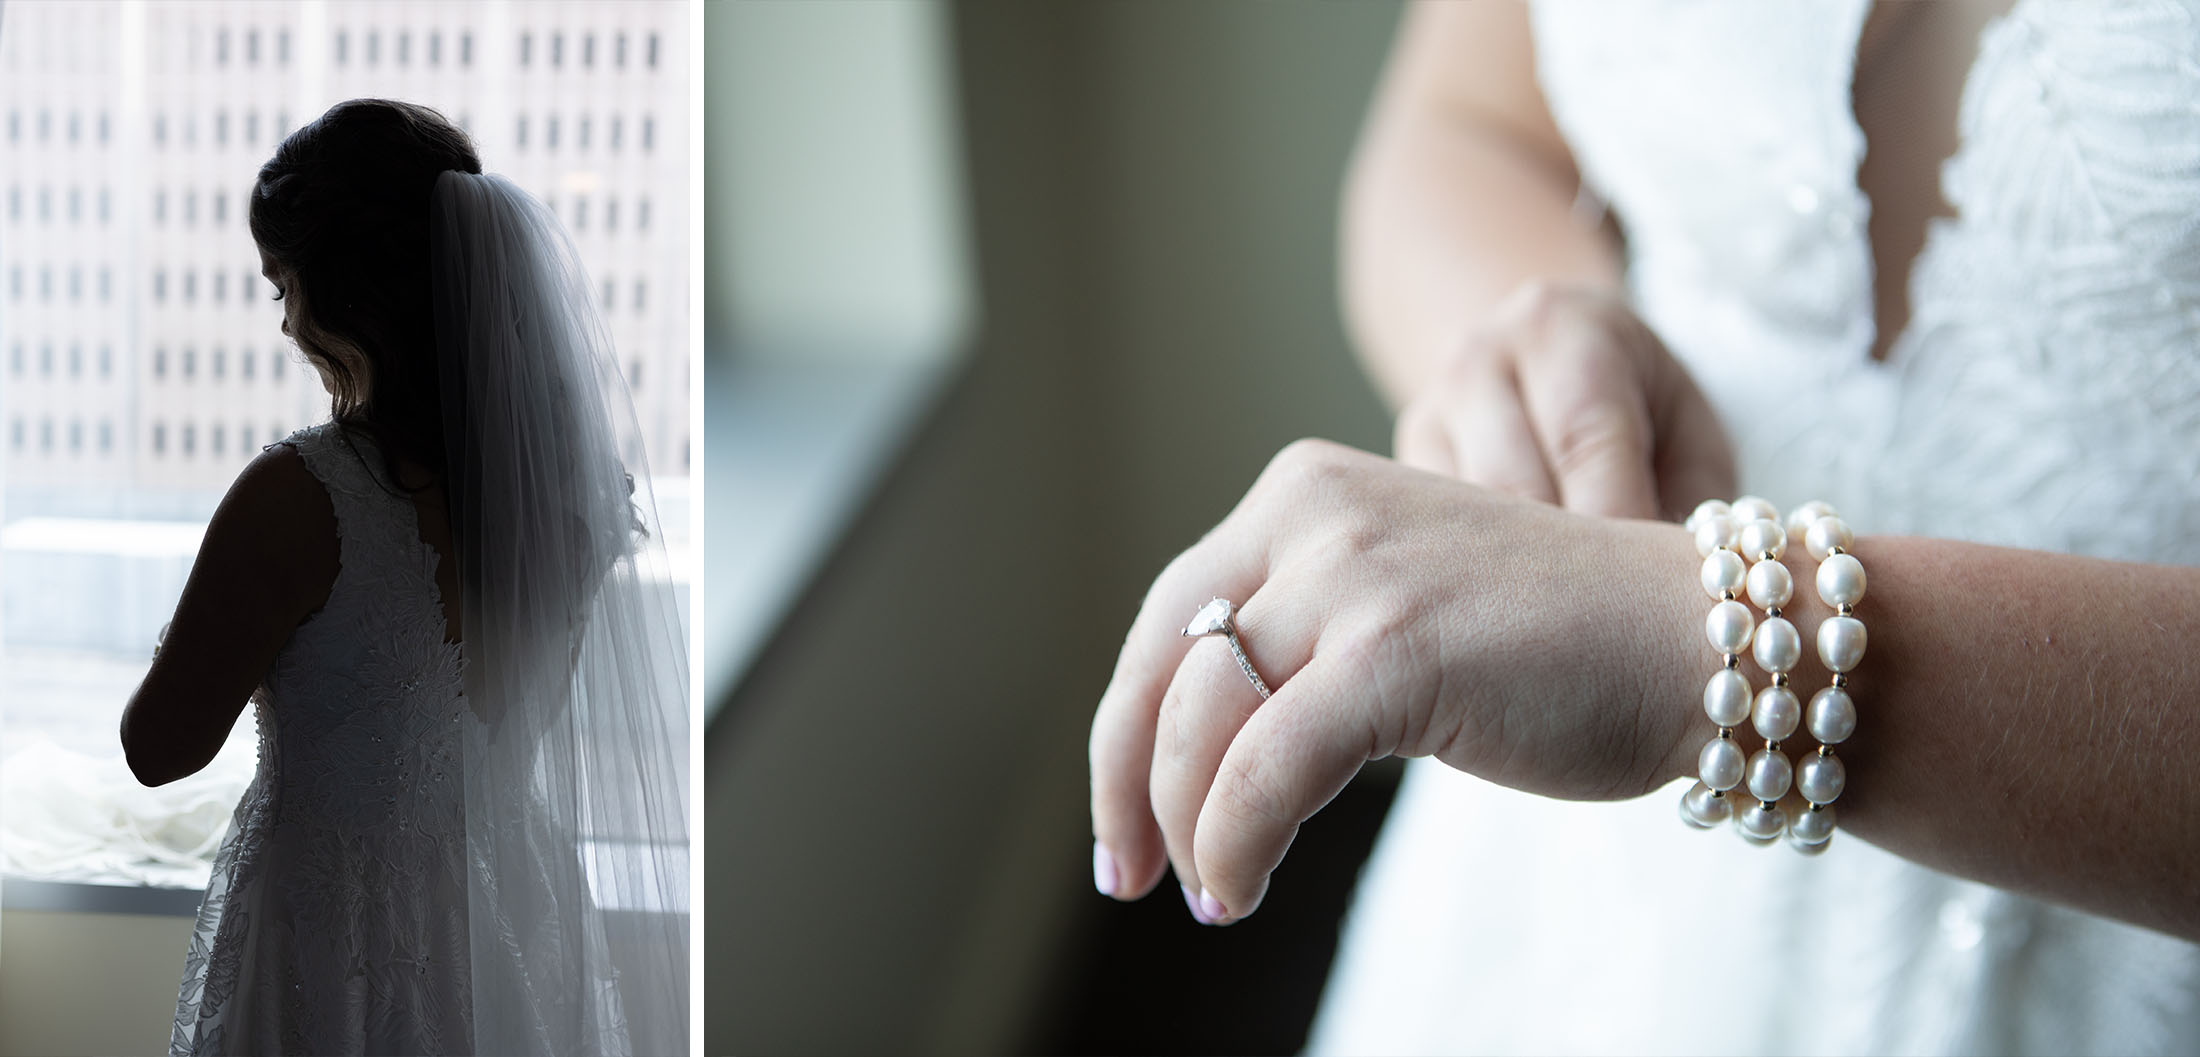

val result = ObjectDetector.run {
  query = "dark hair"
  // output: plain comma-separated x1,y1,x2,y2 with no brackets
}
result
249,99,481,478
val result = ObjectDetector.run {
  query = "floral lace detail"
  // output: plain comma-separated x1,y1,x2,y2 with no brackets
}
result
173,423,471,1056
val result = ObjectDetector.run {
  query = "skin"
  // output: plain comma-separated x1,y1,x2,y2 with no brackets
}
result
118,255,457,786
1088,0,2200,942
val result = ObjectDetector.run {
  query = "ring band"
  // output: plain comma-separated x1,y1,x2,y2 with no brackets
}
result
1182,597,1272,700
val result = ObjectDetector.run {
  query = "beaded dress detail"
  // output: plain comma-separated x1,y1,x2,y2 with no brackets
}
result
171,422,470,1056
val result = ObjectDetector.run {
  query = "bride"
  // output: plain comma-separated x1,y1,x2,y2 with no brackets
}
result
117,99,688,1056
1090,2,2200,1053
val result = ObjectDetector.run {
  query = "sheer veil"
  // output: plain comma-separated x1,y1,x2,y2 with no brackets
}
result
429,170,689,1056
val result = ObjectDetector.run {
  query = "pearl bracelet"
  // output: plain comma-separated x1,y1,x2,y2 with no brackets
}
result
1789,502,1864,852
1680,496,1862,852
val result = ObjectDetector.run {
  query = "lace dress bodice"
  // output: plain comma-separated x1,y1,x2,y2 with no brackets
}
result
173,422,472,1056
1311,2,2200,1053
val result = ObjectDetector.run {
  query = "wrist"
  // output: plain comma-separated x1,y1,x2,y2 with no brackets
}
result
1614,516,1722,796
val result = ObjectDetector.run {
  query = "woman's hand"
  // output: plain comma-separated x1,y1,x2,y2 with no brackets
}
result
1088,439,1702,924
1391,281,1735,521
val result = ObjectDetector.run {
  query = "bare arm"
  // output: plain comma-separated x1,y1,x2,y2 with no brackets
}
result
1343,0,1621,409
120,444,338,786
1645,530,2200,941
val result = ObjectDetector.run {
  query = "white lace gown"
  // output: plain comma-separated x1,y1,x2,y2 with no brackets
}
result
172,423,472,1056
1310,1,2200,1054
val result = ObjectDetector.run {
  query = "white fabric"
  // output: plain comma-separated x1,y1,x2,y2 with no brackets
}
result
173,424,473,1056
1310,2,2200,1054
172,171,688,1056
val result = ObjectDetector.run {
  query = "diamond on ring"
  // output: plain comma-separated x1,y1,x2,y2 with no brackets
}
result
1182,597,1273,700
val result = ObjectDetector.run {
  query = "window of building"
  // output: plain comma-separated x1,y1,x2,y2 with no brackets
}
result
462,32,474,67
153,189,166,223
39,342,53,377
69,344,83,378
215,110,228,145
247,28,261,64
552,32,565,68
547,115,559,151
397,31,411,66
99,110,111,143
99,186,111,224
241,345,255,380
240,425,254,452
152,421,166,454
6,110,17,142
69,420,83,454
152,269,166,302
574,197,588,231
616,32,628,68
245,110,259,144
40,419,54,453
68,111,81,143
99,344,112,378
642,115,654,151
8,342,21,375
37,184,50,221
68,186,81,222
153,112,167,145
366,29,380,65
515,113,527,149
153,346,167,378
184,189,197,225
7,185,18,221
216,27,231,65
429,31,441,67
8,419,20,450
335,29,348,65
182,270,197,302
610,115,623,151
271,349,285,382
584,33,596,68
648,32,660,68
519,32,532,68
213,191,227,225
100,267,112,301
629,358,643,389
98,420,113,453
634,277,646,312
69,266,82,301
212,346,226,380
601,277,614,311
181,423,196,456
211,424,225,456
606,198,619,232
182,346,196,379
277,28,291,65
579,115,591,151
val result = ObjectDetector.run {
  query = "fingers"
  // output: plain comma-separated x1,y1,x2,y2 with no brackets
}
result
1439,358,1560,504
1147,594,1311,921
1089,545,1264,901
1649,363,1738,522
1513,319,1660,519
1190,644,1378,922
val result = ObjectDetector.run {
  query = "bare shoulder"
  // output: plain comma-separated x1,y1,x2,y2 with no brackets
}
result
202,442,341,617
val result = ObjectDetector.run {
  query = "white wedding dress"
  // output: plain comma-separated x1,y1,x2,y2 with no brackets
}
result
1310,1,2200,1054
173,424,473,1055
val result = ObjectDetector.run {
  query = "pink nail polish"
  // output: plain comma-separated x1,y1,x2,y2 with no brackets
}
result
1181,883,1212,924
1092,842,1118,897
1198,888,1229,923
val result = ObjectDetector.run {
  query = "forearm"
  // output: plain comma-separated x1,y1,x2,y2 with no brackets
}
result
1648,529,2200,941
1341,72,1622,409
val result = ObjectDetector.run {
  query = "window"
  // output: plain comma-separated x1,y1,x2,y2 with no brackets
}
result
642,115,654,151
610,115,623,151
634,277,646,312
552,32,565,68
601,277,614,311
547,115,559,151
216,27,231,65
648,32,660,68
616,33,628,68
4,0,692,894
579,116,591,151
606,198,619,232
629,358,643,388
574,197,588,231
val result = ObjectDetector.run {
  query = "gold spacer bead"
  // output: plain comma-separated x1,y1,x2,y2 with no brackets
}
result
1717,727,1734,740
1771,672,1789,688
1766,739,1782,753
1724,654,1741,670
1806,802,1826,813
1831,672,1849,688
1768,606,1782,618
1828,545,1846,556
1819,745,1835,758
1838,603,1855,617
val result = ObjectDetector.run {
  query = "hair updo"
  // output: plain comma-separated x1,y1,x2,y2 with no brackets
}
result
249,98,481,477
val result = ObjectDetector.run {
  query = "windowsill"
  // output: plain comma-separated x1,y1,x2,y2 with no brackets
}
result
0,876,202,916
703,345,964,719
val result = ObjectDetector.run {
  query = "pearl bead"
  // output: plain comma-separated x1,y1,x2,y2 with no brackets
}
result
1786,501,1836,541
1752,685,1800,740
1731,495,1780,524
1700,549,1746,600
1706,599,1754,655
1737,800,1786,840
1678,782,1732,829
1745,559,1793,611
1736,518,1786,560
1787,827,1833,855
1818,615,1868,672
1699,737,1745,791
1798,752,1847,804
1693,514,1738,558
1746,748,1793,801
1817,552,1866,607
1703,669,1753,727
1790,802,1837,844
1752,616,1801,673
1686,499,1733,535
1808,687,1857,744
1805,516,1855,562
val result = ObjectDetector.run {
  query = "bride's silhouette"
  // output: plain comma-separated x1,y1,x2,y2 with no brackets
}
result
119,99,688,1057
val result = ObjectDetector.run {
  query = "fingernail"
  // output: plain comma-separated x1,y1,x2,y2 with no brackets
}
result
1092,841,1118,897
1198,887,1230,924
1181,883,1213,924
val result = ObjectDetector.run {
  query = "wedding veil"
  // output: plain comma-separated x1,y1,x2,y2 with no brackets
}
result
429,170,689,1056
